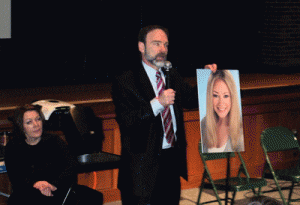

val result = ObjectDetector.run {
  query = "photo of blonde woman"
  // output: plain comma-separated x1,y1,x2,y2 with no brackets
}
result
197,70,244,153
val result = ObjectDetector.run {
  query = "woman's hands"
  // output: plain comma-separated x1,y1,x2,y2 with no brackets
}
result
33,181,57,197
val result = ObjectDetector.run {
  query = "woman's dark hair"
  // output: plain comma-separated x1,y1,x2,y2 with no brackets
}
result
248,196,283,205
138,25,169,44
10,104,45,141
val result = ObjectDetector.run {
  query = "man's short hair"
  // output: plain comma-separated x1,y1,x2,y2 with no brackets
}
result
138,25,169,44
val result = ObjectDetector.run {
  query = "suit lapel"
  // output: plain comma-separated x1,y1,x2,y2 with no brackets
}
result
135,65,156,102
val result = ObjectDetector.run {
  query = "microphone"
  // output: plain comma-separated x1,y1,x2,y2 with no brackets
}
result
164,61,172,71
163,61,172,89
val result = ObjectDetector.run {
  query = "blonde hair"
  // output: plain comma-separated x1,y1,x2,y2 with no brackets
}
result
204,70,243,151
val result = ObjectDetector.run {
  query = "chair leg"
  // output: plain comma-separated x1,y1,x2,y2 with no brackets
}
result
197,185,222,205
197,185,204,205
251,188,256,196
287,181,295,205
211,186,222,205
231,191,237,205
258,186,262,195
257,187,262,196
273,177,288,205
251,188,261,196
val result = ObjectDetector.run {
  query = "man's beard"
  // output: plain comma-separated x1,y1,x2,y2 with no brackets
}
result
145,52,167,68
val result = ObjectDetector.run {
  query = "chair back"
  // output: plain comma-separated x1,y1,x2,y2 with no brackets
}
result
261,126,299,153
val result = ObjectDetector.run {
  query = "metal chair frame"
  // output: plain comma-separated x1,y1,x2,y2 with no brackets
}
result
260,126,300,205
197,142,267,205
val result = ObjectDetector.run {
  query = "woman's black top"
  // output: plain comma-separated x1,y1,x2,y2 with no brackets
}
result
4,133,77,194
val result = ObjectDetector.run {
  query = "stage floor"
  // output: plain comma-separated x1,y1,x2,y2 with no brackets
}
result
104,179,300,205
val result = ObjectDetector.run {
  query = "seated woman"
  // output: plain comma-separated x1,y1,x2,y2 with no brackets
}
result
201,70,244,153
5,104,77,205
5,104,104,205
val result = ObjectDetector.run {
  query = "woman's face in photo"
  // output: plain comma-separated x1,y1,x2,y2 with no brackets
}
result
212,79,231,120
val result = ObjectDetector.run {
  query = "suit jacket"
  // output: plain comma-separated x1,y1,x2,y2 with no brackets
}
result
112,63,198,197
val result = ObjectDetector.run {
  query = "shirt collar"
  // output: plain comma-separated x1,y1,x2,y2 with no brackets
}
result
142,61,163,76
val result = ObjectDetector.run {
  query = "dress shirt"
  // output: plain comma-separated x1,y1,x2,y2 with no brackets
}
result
142,61,177,149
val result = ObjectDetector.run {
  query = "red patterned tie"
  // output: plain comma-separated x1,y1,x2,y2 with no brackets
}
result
156,71,175,146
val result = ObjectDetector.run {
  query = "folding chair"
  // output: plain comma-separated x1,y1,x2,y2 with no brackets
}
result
197,142,267,205
260,126,300,205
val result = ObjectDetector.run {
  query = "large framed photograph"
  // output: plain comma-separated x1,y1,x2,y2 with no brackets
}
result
197,69,244,153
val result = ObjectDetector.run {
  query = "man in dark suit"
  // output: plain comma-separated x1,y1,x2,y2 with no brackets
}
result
112,25,217,205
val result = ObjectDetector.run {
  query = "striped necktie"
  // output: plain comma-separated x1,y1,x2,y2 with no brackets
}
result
156,71,175,146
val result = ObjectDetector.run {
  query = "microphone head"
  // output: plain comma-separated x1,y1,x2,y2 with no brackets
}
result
164,61,172,71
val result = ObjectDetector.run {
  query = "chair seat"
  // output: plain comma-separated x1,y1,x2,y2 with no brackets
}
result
77,152,121,173
204,177,267,192
274,168,300,182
